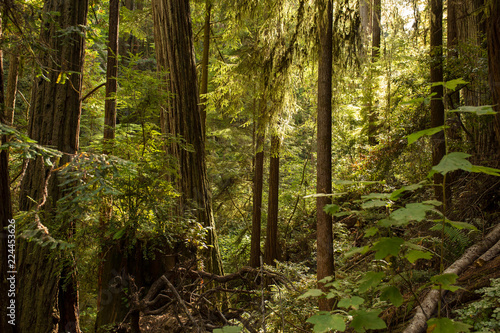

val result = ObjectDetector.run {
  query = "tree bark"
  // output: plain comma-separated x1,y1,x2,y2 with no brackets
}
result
250,130,265,268
151,0,223,275
17,1,88,332
367,0,381,145
200,0,211,140
430,0,447,204
316,0,335,311
403,223,500,333
264,134,280,266
5,51,19,127
487,0,500,150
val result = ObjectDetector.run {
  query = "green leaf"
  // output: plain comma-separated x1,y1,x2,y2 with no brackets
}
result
390,183,424,200
444,78,468,90
427,318,471,333
337,296,365,309
405,250,433,263
358,271,385,293
361,200,387,209
445,220,478,231
431,273,461,292
213,326,242,333
389,203,435,225
371,237,404,260
306,313,346,332
407,126,447,145
345,246,370,258
449,105,496,116
432,152,472,175
298,289,324,299
364,227,379,237
113,228,127,240
324,204,340,215
381,286,404,307
318,276,334,284
361,193,391,200
349,309,387,332
470,165,500,176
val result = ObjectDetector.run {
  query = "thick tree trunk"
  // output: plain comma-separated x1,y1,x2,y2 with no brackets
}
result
316,0,335,311
359,0,371,57
0,17,16,333
250,131,265,268
367,0,381,145
264,134,280,266
17,1,88,332
487,0,500,150
151,0,223,275
430,0,447,204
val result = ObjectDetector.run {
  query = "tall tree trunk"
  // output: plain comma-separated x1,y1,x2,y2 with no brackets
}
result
98,0,120,315
17,1,88,332
0,16,16,333
250,128,265,268
359,0,371,58
430,0,447,204
5,51,19,127
316,0,335,312
151,0,223,275
487,0,500,149
200,0,211,140
264,134,280,266
368,0,381,145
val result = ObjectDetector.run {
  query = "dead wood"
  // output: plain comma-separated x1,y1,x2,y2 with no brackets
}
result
403,223,500,333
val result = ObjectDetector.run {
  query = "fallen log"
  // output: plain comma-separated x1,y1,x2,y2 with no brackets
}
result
403,223,500,333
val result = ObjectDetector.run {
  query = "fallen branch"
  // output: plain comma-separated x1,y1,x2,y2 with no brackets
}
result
403,223,500,333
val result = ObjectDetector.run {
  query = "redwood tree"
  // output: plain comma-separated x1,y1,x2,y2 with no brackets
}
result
151,0,223,275
264,134,281,266
488,0,500,148
17,1,88,332
316,0,335,311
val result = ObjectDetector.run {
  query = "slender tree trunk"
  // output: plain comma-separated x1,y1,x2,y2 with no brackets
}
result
5,51,19,127
17,1,88,332
0,16,16,333
151,0,223,275
250,128,265,268
316,0,335,311
359,0,371,58
200,0,211,140
487,0,500,150
368,0,381,145
264,134,280,266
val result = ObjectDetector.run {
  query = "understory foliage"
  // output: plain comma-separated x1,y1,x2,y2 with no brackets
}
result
2,0,500,332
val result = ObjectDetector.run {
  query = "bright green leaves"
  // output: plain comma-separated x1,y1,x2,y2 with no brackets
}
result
405,249,433,264
338,296,365,309
381,203,437,227
213,326,242,333
298,288,324,299
407,126,447,145
371,237,404,260
323,204,340,215
431,152,500,176
307,312,346,332
427,318,471,333
380,286,404,307
449,105,496,116
431,273,461,292
348,309,387,332
358,271,385,292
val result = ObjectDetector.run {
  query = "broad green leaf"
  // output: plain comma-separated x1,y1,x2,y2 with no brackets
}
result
427,318,471,333
444,78,468,90
213,326,242,333
361,200,387,209
345,246,370,258
371,237,404,259
298,289,324,299
432,152,472,175
349,309,386,332
431,273,461,292
318,276,334,284
337,296,365,309
405,250,433,264
449,105,496,116
358,271,385,293
470,165,500,176
381,286,404,307
422,200,442,206
113,228,126,240
407,126,447,145
390,183,424,200
388,203,435,226
324,204,340,215
445,220,478,231
361,193,391,200
364,227,379,237
307,313,346,332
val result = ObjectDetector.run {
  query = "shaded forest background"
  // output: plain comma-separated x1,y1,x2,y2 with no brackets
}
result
0,0,500,332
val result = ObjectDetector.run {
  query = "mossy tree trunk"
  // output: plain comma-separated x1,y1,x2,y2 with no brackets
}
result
17,1,88,332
